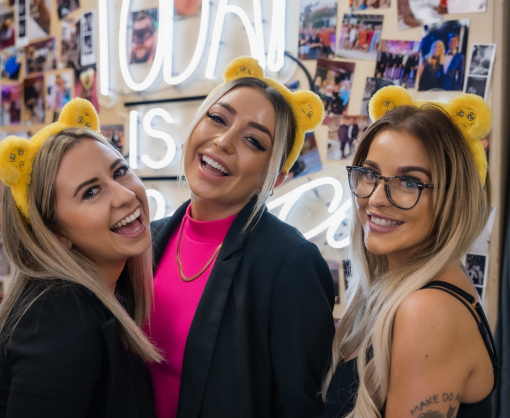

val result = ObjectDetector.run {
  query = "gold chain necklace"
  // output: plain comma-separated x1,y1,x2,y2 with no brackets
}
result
176,222,222,282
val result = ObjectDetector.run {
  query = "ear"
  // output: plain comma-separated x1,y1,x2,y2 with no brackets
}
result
368,85,413,122
223,56,264,83
0,136,35,187
291,90,324,132
447,93,492,143
53,227,73,250
57,98,100,132
273,171,287,189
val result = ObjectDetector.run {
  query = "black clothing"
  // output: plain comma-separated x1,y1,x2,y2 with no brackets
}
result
325,281,499,418
0,281,157,418
418,59,444,90
150,199,335,418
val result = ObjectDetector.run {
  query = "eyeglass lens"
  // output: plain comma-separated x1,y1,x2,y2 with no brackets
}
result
349,168,421,209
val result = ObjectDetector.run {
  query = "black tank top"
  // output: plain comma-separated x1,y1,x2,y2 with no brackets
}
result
325,281,500,418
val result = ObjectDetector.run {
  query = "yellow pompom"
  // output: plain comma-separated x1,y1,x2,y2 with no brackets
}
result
368,85,413,122
0,136,34,187
223,56,264,83
447,93,492,143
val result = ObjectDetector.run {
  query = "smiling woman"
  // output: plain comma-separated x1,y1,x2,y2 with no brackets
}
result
0,99,160,418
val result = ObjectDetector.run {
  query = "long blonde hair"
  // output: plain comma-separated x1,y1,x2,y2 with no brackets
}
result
322,104,491,416
180,78,296,232
426,40,446,65
0,128,162,362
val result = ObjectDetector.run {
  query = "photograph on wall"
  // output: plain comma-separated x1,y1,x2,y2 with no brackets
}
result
463,43,496,100
80,10,95,66
336,14,383,61
1,47,22,80
75,64,99,112
101,124,125,154
314,59,355,125
298,0,337,61
447,0,486,14
361,77,397,115
25,37,57,75
16,0,27,44
23,74,45,124
57,0,80,20
327,115,370,160
286,132,322,181
129,8,158,65
418,19,469,91
46,70,73,121
397,0,444,31
0,11,16,49
1,83,21,126
60,17,80,71
28,0,51,38
464,253,488,300
174,0,201,17
375,40,421,89
351,0,390,11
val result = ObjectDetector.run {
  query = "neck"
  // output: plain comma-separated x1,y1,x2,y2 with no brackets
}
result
94,259,125,292
190,193,250,221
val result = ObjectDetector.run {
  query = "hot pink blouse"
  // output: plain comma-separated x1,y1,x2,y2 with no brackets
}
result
145,205,236,418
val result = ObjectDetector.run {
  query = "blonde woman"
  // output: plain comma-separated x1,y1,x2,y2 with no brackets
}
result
146,57,335,418
324,92,498,417
0,99,160,418
418,39,446,90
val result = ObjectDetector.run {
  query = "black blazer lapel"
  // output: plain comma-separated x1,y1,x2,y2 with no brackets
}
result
177,198,260,418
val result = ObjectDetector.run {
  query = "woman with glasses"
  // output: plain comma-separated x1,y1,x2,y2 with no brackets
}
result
323,90,498,418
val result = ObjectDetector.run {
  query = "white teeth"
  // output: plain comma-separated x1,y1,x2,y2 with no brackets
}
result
111,207,141,230
201,155,229,175
121,220,127,226
371,215,402,227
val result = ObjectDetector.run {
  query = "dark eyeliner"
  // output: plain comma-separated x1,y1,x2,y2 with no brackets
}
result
207,112,226,125
247,136,266,151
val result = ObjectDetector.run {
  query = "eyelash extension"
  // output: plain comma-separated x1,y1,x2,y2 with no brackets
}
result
247,136,267,151
206,112,226,125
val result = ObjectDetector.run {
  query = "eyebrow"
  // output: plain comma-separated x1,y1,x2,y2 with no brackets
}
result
247,121,273,141
110,158,123,171
73,178,99,198
216,101,237,116
363,160,432,179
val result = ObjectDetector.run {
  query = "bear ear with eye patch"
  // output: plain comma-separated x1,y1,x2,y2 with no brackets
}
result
57,97,100,133
368,85,413,122
291,90,324,132
223,56,264,83
447,93,492,143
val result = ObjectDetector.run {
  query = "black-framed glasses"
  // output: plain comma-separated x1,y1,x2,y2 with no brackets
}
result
346,166,434,210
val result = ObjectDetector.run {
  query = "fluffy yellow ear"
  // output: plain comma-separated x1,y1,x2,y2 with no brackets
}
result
291,90,324,132
0,136,34,187
447,93,492,142
58,97,101,132
369,85,413,122
223,56,264,83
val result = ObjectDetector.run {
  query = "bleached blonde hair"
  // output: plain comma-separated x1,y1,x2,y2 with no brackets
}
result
426,39,446,65
180,78,296,232
322,104,491,416
0,128,162,362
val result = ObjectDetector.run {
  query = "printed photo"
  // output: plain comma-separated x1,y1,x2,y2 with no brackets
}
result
360,77,397,115
46,71,73,121
298,0,337,60
129,8,158,65
1,47,22,80
29,0,51,38
418,19,469,91
375,40,421,88
397,0,444,31
1,83,21,126
464,44,496,100
75,64,99,112
286,132,322,181
60,17,80,71
80,11,95,66
314,59,356,125
447,0,486,14
0,11,15,49
57,0,80,20
464,253,488,298
25,37,57,75
465,77,488,99
284,80,300,92
351,0,390,11
17,0,27,44
327,115,370,160
23,74,45,124
174,0,201,17
336,14,383,61
101,125,125,154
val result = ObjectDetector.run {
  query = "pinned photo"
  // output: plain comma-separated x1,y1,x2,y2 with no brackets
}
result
0,11,15,49
314,59,355,125
298,0,337,60
361,77,396,115
418,19,469,91
397,0,444,31
101,125,125,155
327,115,370,160
57,0,80,20
25,37,57,75
80,11,95,66
75,64,99,112
351,0,390,11
1,83,21,126
60,17,80,71
1,47,22,80
463,43,496,100
447,0,486,14
464,253,488,300
129,8,158,65
29,0,51,38
336,14,383,61
23,74,45,124
46,70,73,121
375,40,421,88
174,0,201,17
286,132,323,181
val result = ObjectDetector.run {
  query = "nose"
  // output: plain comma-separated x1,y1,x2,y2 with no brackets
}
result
110,179,137,209
212,128,236,155
368,180,391,209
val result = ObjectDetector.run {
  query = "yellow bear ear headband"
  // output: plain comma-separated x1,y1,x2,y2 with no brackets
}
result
216,56,324,174
0,98,101,223
368,85,492,186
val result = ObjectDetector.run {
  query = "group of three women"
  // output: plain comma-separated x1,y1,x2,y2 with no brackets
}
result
0,57,498,418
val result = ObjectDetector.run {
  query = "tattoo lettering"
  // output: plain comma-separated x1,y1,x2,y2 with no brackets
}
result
410,393,461,416
417,412,443,418
446,405,457,418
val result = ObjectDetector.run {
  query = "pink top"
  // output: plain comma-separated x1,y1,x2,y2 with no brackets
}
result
145,205,236,418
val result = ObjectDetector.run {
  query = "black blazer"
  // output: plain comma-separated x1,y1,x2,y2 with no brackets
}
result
0,281,157,418
150,198,335,418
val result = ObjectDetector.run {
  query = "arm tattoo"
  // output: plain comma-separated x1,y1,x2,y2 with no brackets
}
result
411,393,460,417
